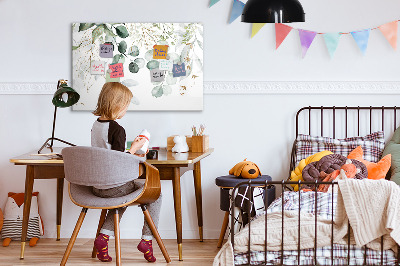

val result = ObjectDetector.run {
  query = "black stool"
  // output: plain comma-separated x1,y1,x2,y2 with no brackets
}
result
215,175,275,248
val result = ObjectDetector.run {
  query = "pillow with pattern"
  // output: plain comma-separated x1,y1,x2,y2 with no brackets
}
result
294,131,385,167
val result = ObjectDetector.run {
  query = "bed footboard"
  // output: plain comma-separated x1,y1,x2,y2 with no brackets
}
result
230,180,400,266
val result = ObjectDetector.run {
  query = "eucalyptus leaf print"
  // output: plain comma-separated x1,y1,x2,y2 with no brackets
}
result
118,41,127,53
79,23,95,32
163,85,172,95
144,50,154,61
92,25,104,43
121,79,139,87
112,54,125,64
128,62,139,73
151,85,163,98
134,58,145,68
128,45,139,57
146,60,160,70
115,25,129,38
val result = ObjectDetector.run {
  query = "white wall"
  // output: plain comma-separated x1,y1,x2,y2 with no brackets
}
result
1,0,400,239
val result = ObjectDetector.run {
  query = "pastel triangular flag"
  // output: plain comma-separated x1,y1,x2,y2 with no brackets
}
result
351,29,370,55
275,23,293,49
378,21,397,50
209,0,220,7
229,0,245,24
323,33,341,58
251,23,266,38
298,29,317,58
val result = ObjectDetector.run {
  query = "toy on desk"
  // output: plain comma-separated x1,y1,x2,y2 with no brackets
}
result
1,192,44,247
229,159,261,179
172,135,189,153
135,129,150,155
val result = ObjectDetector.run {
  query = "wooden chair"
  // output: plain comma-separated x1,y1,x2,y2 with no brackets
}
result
60,146,171,265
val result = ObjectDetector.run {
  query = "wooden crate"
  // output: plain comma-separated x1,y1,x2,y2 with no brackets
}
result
167,135,192,151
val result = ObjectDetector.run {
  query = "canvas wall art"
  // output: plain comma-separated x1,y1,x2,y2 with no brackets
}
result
72,23,203,111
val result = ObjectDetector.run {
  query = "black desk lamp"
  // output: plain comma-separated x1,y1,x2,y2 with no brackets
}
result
241,0,305,23
38,79,80,154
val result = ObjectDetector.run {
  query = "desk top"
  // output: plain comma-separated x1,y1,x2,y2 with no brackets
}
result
10,147,214,166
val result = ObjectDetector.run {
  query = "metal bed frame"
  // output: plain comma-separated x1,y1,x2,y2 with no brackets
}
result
230,106,400,266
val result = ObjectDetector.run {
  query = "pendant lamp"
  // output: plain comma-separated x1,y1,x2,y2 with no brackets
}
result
242,0,305,23
38,79,80,154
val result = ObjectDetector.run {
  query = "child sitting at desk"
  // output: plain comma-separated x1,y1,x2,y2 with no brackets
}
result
91,82,162,263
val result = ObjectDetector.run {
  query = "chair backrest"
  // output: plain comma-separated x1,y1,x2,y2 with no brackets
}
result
62,146,145,187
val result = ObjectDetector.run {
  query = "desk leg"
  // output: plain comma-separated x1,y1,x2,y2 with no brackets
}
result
20,165,35,259
172,167,183,261
193,161,203,242
56,178,64,241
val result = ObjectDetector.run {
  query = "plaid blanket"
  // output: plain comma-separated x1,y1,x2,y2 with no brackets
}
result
234,191,397,265
235,244,397,265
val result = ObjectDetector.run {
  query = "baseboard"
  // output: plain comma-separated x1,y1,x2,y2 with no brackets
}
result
1,81,400,94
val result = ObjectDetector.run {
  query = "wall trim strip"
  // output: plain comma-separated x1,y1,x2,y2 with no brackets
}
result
0,81,399,95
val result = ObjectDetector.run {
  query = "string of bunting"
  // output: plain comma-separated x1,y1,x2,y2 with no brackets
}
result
209,0,399,58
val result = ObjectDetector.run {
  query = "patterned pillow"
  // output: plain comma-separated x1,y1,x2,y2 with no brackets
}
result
294,131,385,166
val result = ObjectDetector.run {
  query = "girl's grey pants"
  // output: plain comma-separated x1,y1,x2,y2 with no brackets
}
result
92,179,162,240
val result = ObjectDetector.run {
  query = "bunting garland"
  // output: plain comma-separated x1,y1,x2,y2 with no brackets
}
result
229,0,245,24
298,30,317,58
351,29,370,55
323,33,341,58
379,21,398,50
208,1,399,59
209,0,221,7
275,23,292,49
251,23,266,38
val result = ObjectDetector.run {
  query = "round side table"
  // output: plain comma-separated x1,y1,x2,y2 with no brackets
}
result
215,175,275,248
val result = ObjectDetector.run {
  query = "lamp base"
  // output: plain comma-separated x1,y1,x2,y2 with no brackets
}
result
38,137,76,154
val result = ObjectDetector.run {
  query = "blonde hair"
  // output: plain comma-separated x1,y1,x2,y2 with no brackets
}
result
93,82,133,120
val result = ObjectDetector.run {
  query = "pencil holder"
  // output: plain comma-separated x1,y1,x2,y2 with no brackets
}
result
191,135,209,153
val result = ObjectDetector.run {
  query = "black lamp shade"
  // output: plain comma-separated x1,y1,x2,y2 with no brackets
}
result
52,84,80,108
242,0,305,23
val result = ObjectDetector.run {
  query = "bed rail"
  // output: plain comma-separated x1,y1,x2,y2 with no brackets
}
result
230,180,400,266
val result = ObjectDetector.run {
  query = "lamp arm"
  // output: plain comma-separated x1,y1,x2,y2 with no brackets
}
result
50,105,57,148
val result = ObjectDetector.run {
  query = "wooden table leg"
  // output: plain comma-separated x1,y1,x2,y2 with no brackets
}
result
172,167,183,261
56,178,64,241
20,165,35,259
193,161,204,242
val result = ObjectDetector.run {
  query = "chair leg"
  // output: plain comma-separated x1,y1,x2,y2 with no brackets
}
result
91,209,108,258
141,205,171,263
217,211,230,248
114,209,121,266
60,208,88,266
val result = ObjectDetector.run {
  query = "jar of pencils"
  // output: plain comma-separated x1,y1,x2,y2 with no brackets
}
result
191,124,209,152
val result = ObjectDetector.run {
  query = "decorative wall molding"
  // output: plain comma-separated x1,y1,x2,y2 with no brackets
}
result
1,81,400,95
204,81,400,94
0,83,55,94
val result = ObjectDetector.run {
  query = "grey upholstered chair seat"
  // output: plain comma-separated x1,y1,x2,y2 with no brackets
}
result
69,180,145,208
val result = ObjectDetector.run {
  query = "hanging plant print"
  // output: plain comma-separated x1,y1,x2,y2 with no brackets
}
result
72,23,203,111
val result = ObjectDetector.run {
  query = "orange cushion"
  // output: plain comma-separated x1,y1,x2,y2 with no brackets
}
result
347,146,391,180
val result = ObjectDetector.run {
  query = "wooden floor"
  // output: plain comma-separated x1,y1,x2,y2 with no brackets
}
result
0,239,221,265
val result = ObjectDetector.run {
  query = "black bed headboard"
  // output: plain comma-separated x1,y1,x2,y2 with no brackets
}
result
296,106,400,138
289,106,400,180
